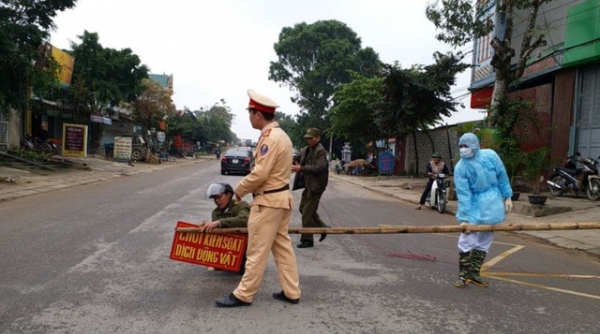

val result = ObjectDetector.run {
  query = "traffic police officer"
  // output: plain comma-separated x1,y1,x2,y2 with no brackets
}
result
215,89,301,307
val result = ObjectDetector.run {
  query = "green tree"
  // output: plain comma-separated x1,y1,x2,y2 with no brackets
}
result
68,31,148,150
269,20,380,122
426,0,551,123
380,53,467,175
167,108,206,145
329,73,387,154
274,111,302,146
69,31,148,123
126,78,176,154
0,0,77,114
197,100,235,146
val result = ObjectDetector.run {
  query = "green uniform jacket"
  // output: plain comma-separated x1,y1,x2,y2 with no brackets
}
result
299,142,329,192
211,200,250,228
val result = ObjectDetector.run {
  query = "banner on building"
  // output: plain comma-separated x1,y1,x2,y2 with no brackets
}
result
169,221,247,273
62,124,87,158
90,115,112,125
50,45,75,86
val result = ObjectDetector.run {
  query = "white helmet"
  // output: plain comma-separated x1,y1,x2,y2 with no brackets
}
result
206,182,234,200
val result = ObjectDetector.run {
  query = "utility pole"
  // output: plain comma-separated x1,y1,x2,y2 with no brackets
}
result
329,134,333,161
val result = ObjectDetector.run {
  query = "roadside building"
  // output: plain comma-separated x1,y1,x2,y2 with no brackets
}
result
149,73,174,92
470,0,600,160
0,43,76,152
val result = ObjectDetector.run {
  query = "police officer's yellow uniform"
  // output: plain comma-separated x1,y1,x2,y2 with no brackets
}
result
229,90,301,304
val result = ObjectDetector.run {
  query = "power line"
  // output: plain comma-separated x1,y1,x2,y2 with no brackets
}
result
458,1,600,56
451,91,471,101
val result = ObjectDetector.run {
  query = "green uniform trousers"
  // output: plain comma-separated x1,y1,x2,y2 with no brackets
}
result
299,189,327,242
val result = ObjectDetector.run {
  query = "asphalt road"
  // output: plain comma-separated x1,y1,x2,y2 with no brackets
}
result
0,161,598,334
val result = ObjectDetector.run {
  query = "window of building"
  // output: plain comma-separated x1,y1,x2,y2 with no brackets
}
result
477,16,494,63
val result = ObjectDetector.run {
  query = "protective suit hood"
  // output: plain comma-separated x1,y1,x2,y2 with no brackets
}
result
459,133,481,151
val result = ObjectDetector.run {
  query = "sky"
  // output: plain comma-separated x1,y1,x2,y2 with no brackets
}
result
49,0,486,141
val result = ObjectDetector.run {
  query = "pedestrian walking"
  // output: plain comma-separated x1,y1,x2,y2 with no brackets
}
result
416,152,450,210
453,133,513,288
292,127,330,248
214,89,301,307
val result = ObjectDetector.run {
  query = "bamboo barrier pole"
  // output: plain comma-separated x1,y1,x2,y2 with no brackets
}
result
176,221,600,234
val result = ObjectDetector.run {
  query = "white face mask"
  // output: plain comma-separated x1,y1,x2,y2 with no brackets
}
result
459,147,474,158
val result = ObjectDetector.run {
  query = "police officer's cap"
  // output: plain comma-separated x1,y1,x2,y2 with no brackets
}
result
247,89,279,114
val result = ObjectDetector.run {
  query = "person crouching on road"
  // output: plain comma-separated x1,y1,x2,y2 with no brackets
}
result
453,133,513,288
416,152,450,210
199,182,250,274
292,127,330,249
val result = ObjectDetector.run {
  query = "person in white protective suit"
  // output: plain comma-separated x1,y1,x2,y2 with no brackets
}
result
453,133,513,288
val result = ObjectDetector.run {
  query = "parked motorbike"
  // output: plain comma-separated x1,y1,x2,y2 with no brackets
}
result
334,163,342,174
547,152,600,200
334,160,346,175
33,137,59,155
21,135,36,152
426,173,448,213
103,143,114,159
22,134,57,154
44,141,61,155
585,156,600,201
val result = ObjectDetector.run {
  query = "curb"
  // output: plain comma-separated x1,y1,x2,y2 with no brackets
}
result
0,158,208,203
331,174,457,215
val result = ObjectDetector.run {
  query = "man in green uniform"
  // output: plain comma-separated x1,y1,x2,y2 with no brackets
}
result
201,182,250,232
292,128,330,248
200,182,250,274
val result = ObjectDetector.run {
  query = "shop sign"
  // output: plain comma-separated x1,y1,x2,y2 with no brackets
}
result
62,123,87,158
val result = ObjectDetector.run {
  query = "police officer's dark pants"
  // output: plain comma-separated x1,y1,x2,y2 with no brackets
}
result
419,179,435,205
299,189,327,242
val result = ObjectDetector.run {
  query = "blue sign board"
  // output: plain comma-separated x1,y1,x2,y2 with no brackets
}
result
378,152,394,174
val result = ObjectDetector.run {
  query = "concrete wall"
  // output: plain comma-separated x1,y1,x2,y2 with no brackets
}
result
101,121,137,145
1,110,22,151
509,82,553,152
405,125,461,175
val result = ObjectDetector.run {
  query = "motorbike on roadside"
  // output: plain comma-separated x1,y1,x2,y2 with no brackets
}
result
334,162,342,174
426,173,448,213
21,135,36,152
546,152,600,200
584,157,600,201
44,140,61,155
